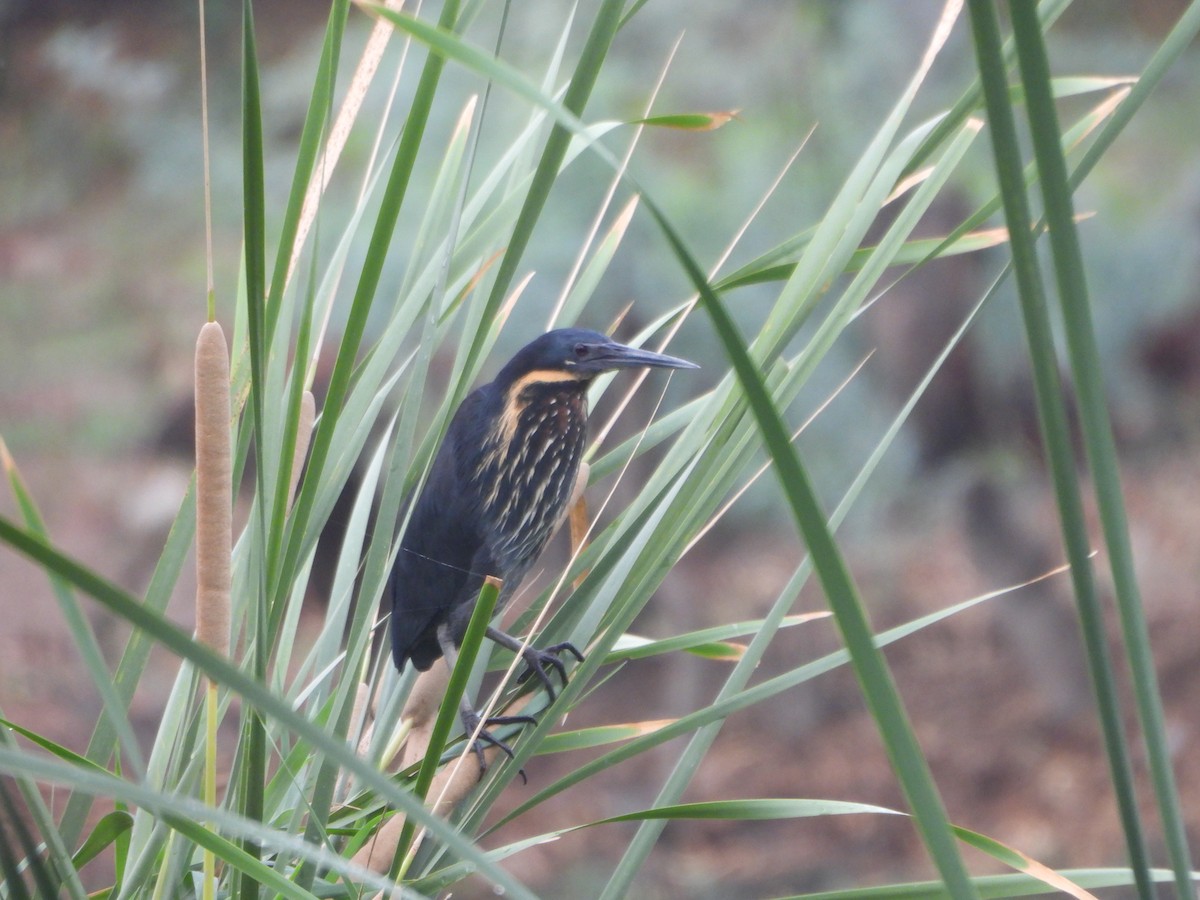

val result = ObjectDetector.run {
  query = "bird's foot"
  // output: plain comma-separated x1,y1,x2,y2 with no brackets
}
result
515,641,586,701
460,709,537,781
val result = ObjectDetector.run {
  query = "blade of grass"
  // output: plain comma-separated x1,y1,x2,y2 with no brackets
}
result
605,612,829,663
264,0,349,334
448,0,626,386
0,713,88,899
235,2,271,896
393,577,500,877
902,0,1074,180
0,516,535,898
965,1,1153,895
1009,4,1195,895
639,199,977,895
278,0,462,619
494,585,1005,832
57,486,195,850
0,779,59,900
0,744,407,897
1066,2,1200,195
0,442,144,778
71,810,133,873
782,868,1193,899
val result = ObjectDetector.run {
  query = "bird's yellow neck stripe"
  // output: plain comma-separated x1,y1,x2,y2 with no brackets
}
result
510,368,587,392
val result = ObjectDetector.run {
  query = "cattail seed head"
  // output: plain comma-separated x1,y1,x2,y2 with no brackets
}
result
194,321,231,659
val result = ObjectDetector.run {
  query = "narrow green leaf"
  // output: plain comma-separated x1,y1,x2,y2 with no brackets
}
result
0,779,59,899
640,197,977,896
1,719,113,775
951,826,1096,898
629,110,738,131
716,224,1011,293
237,4,269,896
70,810,134,872
394,577,500,875
607,612,829,663
782,868,1191,899
591,798,901,825
165,815,315,900
966,2,1153,894
494,588,1004,832
0,443,144,777
537,719,677,755
1010,6,1195,897
0,517,535,899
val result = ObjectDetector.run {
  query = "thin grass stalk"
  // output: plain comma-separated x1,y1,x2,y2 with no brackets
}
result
263,5,347,599
55,481,195,847
639,198,977,894
0,517,536,896
1,442,145,779
284,0,472,856
1008,4,1196,894
198,0,215,322
964,1,1153,895
239,0,267,518
0,706,87,898
277,0,462,613
196,1,220,890
264,0,349,332
1066,1,1200,192
265,292,316,644
235,2,270,893
390,578,502,878
601,271,996,897
457,0,625,385
0,780,59,899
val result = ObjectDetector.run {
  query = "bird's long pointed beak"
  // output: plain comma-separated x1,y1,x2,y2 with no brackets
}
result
599,342,699,371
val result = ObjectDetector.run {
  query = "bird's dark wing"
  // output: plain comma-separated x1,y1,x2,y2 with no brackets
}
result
388,391,491,671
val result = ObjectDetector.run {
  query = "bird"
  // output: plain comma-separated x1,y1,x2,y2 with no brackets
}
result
387,328,698,771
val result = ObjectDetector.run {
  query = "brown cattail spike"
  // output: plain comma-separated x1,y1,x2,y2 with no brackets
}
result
194,321,232,659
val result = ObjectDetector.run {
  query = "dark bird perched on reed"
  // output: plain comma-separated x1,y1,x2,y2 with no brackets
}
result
388,328,697,770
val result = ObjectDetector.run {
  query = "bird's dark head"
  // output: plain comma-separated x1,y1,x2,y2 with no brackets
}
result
497,328,698,386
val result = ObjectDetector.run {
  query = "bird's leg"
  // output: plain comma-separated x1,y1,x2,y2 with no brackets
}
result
437,627,536,777
485,626,585,702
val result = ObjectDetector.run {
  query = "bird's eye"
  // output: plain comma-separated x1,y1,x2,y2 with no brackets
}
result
573,343,590,359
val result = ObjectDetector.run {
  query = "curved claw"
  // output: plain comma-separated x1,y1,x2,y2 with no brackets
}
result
515,641,586,701
460,710,536,781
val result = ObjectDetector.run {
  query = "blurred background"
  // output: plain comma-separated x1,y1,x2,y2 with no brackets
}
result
2,0,1200,895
